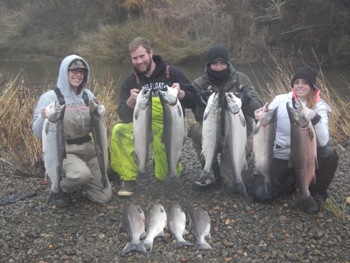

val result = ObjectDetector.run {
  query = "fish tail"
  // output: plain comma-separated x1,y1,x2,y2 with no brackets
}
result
175,240,192,249
294,195,319,214
121,242,147,256
195,241,212,250
143,240,154,253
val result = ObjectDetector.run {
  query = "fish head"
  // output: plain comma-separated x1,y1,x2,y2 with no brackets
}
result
159,88,178,106
89,99,105,117
136,88,151,109
207,92,220,109
225,92,242,114
259,104,278,127
286,100,309,128
45,100,65,122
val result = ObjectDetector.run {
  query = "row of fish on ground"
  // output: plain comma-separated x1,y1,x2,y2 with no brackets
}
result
42,99,109,204
119,203,212,256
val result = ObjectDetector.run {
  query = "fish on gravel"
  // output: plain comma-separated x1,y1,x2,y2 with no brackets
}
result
158,86,185,185
222,92,247,195
143,203,167,254
253,103,278,191
167,203,192,248
119,204,147,256
90,99,108,189
133,88,152,178
187,204,212,250
197,92,221,185
287,100,319,213
42,100,66,205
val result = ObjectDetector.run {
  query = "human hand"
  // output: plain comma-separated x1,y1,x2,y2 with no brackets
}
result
235,85,251,106
254,107,264,120
41,108,47,118
171,83,185,99
126,88,139,108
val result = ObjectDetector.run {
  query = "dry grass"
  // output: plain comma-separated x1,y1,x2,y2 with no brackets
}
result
253,47,350,145
0,73,119,177
322,197,347,220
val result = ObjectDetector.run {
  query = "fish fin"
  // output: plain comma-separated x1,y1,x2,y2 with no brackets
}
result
253,122,261,135
315,156,319,170
239,112,246,127
134,108,139,120
183,229,189,235
175,240,192,249
121,242,147,256
195,241,213,250
294,196,319,214
307,126,314,140
141,231,147,239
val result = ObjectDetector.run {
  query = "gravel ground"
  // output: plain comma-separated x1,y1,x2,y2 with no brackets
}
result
1,134,350,263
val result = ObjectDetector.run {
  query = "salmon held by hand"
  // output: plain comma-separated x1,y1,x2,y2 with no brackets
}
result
42,100,66,207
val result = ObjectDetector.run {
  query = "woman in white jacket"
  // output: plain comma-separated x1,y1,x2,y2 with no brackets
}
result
251,67,338,214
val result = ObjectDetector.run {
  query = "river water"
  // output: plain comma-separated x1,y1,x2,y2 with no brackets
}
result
1,60,349,98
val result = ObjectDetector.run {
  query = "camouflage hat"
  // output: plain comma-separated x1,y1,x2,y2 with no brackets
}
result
68,59,87,70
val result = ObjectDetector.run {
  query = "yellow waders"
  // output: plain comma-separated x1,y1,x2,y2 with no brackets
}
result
110,97,181,181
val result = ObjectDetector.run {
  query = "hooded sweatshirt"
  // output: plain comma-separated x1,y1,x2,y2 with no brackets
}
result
32,55,95,139
117,55,197,123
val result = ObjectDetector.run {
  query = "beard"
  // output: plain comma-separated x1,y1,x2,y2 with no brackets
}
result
133,55,152,75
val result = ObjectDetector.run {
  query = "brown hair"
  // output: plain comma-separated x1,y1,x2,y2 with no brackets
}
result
306,88,317,109
128,37,152,53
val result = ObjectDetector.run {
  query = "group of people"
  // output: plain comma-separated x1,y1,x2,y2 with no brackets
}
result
32,37,338,214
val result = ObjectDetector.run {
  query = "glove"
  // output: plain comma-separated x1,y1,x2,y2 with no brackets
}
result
235,88,251,106
197,90,211,107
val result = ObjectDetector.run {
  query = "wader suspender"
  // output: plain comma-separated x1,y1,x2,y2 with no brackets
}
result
53,87,89,106
53,87,91,145
134,65,171,85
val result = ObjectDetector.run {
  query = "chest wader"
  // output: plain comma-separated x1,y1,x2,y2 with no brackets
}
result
54,88,112,203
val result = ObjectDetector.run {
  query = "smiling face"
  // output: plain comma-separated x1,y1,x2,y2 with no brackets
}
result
68,68,86,89
130,45,154,76
293,78,312,101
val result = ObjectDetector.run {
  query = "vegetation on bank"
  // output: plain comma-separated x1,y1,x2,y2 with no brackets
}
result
0,54,349,178
0,0,349,66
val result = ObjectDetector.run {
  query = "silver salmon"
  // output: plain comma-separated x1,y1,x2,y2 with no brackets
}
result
143,203,167,254
199,92,221,184
42,100,66,205
159,86,185,185
167,203,192,248
187,204,212,250
253,103,278,190
133,88,152,177
287,100,318,212
223,92,247,195
90,100,108,189
120,204,147,256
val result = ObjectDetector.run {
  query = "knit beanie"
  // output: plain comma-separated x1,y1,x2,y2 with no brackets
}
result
291,67,317,89
206,44,229,65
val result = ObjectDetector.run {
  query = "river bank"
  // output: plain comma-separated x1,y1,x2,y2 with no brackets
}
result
0,134,349,263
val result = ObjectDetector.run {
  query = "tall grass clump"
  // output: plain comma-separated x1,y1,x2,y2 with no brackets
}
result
0,72,42,176
0,72,119,177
